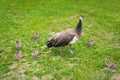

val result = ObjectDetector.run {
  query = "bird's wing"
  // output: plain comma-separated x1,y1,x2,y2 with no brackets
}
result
54,36,65,47
47,29,78,47
54,30,76,47
46,33,61,47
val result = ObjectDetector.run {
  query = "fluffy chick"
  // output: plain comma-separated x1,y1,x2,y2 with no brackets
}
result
31,33,38,40
15,40,21,48
32,49,39,58
105,61,117,70
15,49,22,59
86,40,94,46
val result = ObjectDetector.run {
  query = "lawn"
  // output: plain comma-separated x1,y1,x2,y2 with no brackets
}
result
0,0,120,80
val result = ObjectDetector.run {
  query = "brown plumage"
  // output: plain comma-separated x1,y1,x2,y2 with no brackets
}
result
105,61,117,70
31,33,38,40
15,40,21,48
32,49,39,58
86,40,94,46
46,16,84,49
15,49,22,59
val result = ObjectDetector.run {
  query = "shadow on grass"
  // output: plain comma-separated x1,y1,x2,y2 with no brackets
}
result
45,47,81,58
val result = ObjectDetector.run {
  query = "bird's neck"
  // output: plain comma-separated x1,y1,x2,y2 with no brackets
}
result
75,20,82,34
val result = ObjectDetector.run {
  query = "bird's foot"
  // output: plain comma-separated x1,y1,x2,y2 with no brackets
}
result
70,50,73,54
59,50,62,54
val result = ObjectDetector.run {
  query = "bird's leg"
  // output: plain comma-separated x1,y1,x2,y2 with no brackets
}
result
69,45,73,54
59,47,62,54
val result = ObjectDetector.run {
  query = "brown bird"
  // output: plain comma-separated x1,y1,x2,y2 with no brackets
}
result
86,40,94,46
32,49,39,57
15,40,21,48
31,33,38,40
15,49,22,59
46,16,84,53
105,61,117,70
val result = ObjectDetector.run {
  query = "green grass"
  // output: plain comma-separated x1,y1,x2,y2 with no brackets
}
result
0,0,120,80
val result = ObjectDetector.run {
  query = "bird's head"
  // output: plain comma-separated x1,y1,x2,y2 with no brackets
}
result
79,15,85,20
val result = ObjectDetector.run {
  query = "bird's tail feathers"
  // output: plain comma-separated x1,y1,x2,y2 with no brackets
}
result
46,40,55,48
